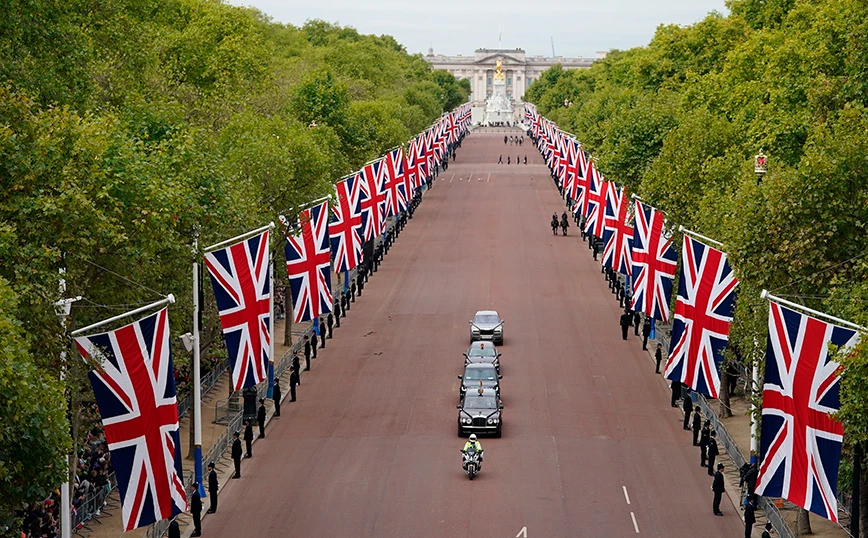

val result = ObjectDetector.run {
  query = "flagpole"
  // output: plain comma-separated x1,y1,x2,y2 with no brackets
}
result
204,222,276,253
677,225,724,248
267,256,275,399
761,290,866,330
71,295,176,337
56,269,81,538
191,238,205,498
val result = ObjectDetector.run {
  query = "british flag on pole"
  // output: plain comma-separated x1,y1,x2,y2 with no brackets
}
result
358,158,388,241
755,300,860,521
663,235,738,398
204,230,271,390
631,201,677,321
382,147,408,216
601,184,633,276
330,176,365,273
582,170,609,239
285,201,333,322
74,308,187,531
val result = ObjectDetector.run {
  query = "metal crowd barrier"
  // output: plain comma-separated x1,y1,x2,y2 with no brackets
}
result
693,394,795,538
71,472,117,536
177,358,230,419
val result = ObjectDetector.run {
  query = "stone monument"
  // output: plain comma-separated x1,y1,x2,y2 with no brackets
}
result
484,57,513,125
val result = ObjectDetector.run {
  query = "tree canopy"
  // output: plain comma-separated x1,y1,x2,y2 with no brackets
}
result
0,0,467,524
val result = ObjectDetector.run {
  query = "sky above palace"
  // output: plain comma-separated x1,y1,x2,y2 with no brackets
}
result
227,0,729,58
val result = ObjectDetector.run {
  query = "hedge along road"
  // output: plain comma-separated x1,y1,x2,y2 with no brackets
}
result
204,131,745,538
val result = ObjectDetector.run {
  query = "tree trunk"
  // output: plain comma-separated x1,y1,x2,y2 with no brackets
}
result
719,362,733,418
796,507,812,535
283,288,292,346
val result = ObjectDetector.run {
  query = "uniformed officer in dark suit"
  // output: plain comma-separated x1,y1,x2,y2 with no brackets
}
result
243,419,253,458
189,484,202,536
311,329,317,359
207,461,218,512
169,518,183,538
341,290,349,315
743,494,757,537
699,420,711,467
231,432,242,478
319,319,326,348
655,343,663,373
642,317,652,350
712,463,725,515
289,365,300,402
257,398,266,438
303,335,312,371
633,311,641,336
351,280,357,300
707,430,720,476
291,351,300,375
619,310,632,340
691,409,702,446
272,381,282,417
333,305,340,328
682,389,693,430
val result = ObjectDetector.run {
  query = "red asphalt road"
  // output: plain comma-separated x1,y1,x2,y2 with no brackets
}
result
207,132,744,537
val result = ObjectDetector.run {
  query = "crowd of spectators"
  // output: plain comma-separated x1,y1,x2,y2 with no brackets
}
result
19,406,114,538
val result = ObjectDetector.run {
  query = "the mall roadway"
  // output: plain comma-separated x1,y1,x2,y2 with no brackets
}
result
206,131,744,538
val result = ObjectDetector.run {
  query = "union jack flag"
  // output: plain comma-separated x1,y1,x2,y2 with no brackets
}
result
601,184,634,275
407,136,425,189
755,301,860,522
329,176,365,273
204,230,271,390
583,171,609,239
423,128,436,174
382,147,408,216
74,308,187,531
572,154,593,216
631,201,677,321
358,158,388,241
285,201,333,322
663,235,738,398
564,140,585,202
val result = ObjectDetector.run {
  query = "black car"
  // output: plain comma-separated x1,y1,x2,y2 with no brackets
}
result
457,388,503,437
464,341,501,374
458,363,501,400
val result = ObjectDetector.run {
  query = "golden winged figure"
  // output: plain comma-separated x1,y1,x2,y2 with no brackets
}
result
494,57,505,81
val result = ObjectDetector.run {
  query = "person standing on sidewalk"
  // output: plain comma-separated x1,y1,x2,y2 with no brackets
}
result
691,409,702,446
231,432,242,479
169,518,182,538
319,319,327,348
257,398,267,438
327,313,334,338
303,335,312,371
700,420,711,467
620,310,632,340
670,380,681,407
243,419,254,458
189,484,202,537
682,389,693,430
633,311,641,336
289,365,300,402
207,462,218,513
642,317,652,350
707,430,720,476
655,343,663,374
273,381,282,417
712,463,725,515
743,494,757,538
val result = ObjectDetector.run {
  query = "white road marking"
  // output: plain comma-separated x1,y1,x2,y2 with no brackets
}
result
516,527,527,538
630,512,639,533
450,174,455,183
622,485,631,505
487,172,491,182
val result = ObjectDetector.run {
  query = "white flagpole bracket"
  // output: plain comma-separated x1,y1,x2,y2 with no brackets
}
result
678,225,724,248
761,290,865,331
204,222,276,253
71,294,175,337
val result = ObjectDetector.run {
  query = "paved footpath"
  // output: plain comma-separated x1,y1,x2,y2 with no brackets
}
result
186,130,748,538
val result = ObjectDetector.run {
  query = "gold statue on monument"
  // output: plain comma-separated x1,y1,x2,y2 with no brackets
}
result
494,57,505,81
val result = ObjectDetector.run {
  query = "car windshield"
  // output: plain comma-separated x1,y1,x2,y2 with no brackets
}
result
469,346,496,358
475,315,500,324
464,395,498,410
464,367,497,382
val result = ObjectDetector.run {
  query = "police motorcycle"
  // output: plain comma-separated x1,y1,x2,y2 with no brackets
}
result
461,444,483,480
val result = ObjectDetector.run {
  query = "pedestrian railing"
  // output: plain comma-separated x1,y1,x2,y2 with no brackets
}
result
177,359,230,420
71,472,117,536
693,394,795,538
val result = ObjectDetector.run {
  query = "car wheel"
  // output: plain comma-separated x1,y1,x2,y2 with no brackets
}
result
495,338,503,346
494,426,502,438
458,425,466,437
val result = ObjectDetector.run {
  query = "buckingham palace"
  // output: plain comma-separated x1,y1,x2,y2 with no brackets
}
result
425,47,601,107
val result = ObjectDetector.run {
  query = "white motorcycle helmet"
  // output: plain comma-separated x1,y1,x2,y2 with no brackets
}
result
469,434,477,442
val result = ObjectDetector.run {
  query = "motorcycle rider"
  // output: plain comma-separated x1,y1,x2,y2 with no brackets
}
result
551,213,559,235
462,434,484,469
